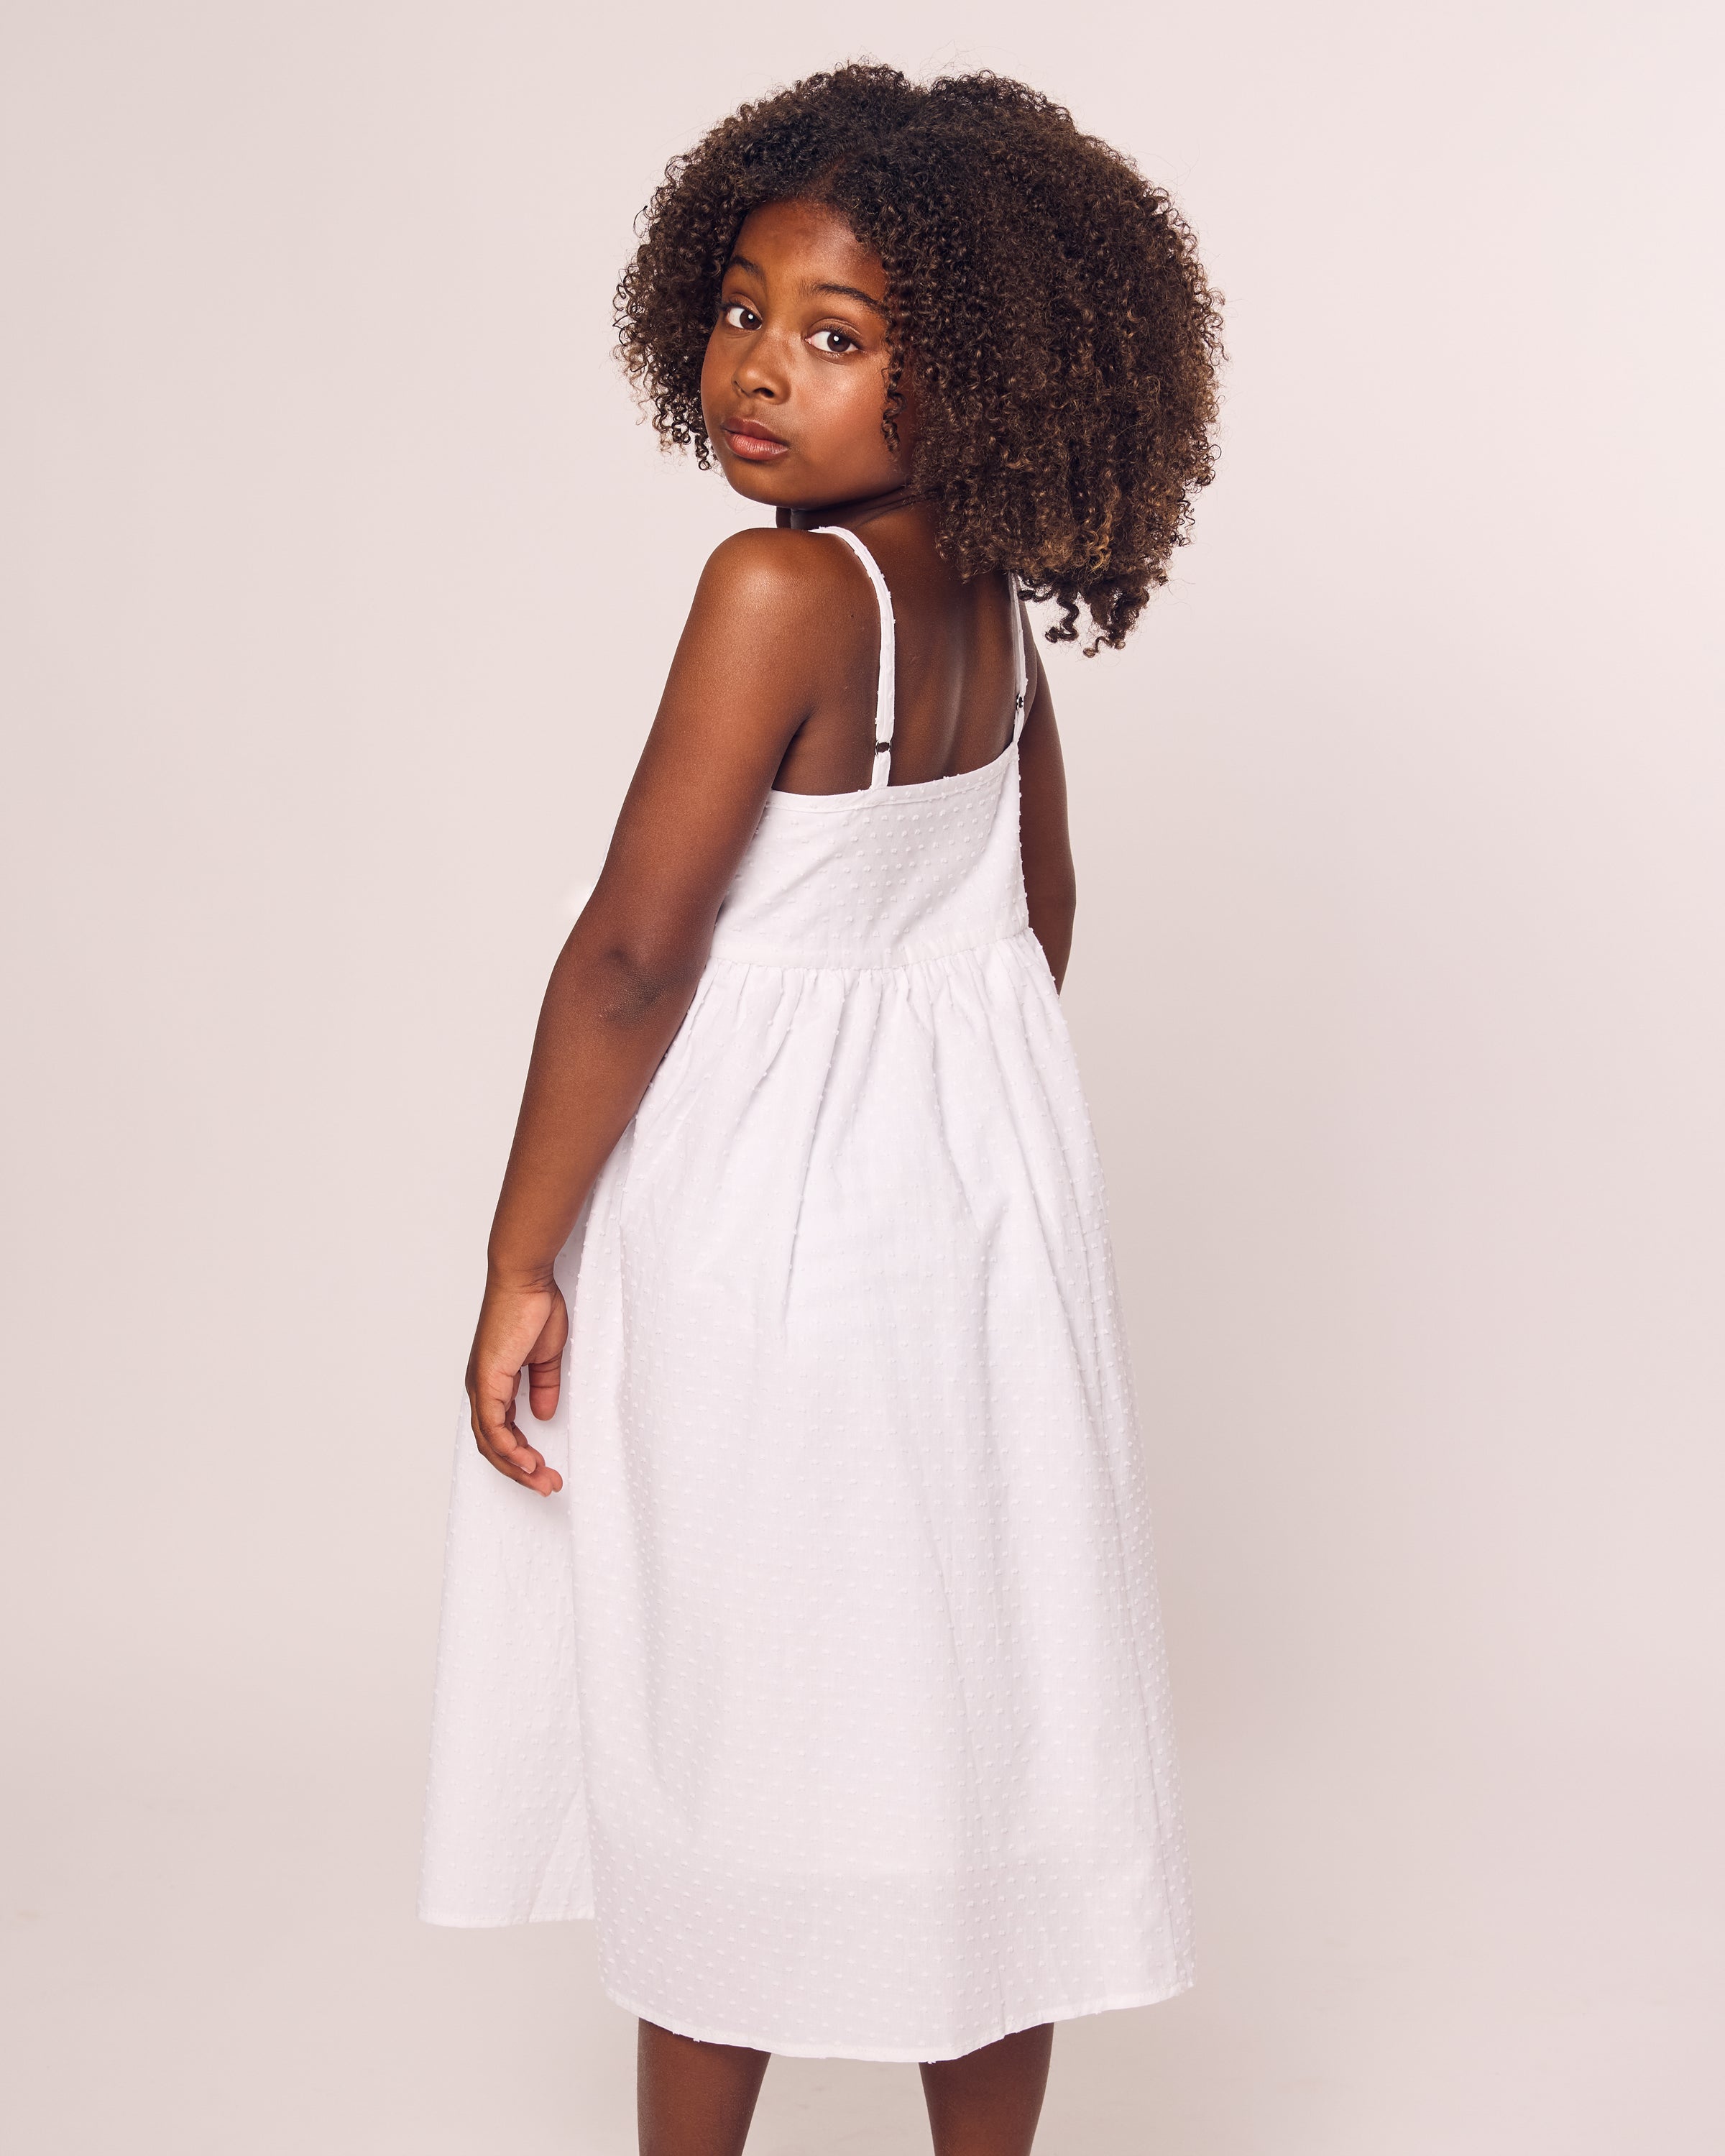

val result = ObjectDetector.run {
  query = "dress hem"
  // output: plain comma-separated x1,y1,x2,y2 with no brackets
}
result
599,1971,1196,2063
418,1903,597,1927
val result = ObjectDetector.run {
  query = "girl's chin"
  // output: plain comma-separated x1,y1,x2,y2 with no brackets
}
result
719,474,840,519
716,460,899,518
718,463,791,500
714,451,805,502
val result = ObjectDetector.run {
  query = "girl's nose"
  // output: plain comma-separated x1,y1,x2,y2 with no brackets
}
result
735,339,786,400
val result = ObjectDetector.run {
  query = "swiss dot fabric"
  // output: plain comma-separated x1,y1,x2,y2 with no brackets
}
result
420,538,1194,2061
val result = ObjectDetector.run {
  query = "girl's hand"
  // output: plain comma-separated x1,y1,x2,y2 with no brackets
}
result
466,1276,569,1495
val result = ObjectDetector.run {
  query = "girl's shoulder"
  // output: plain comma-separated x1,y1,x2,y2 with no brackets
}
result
694,526,873,625
673,529,878,725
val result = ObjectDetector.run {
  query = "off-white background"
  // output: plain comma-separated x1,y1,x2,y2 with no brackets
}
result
3,3,1721,2150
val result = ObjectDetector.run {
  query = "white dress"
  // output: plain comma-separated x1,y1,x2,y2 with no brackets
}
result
419,527,1194,2062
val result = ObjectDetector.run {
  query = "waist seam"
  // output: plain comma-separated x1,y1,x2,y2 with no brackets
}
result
703,909,1033,978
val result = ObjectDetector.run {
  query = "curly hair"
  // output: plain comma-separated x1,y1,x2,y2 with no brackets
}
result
615,63,1223,650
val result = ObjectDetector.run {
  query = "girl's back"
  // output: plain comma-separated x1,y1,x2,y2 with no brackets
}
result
767,528,1024,796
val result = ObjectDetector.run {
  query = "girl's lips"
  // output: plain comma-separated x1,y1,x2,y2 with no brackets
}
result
722,422,791,462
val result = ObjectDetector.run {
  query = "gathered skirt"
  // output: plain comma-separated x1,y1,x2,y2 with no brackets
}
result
420,925,1193,2059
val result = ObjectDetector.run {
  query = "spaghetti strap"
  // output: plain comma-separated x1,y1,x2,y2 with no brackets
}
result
1005,571,1026,742
820,525,897,790
819,532,1024,781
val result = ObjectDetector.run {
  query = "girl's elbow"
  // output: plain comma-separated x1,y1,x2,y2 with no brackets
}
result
556,916,709,1024
599,937,707,1020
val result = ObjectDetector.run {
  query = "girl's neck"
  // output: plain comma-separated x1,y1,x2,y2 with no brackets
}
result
776,485,937,538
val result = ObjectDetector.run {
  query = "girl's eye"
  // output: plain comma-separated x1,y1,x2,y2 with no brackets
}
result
720,301,761,331
811,328,860,356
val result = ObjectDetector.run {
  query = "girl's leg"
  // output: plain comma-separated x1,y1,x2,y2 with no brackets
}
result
919,2024,1054,2156
637,2019,770,2156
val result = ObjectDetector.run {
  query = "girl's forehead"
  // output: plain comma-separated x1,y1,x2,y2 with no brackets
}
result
730,200,886,294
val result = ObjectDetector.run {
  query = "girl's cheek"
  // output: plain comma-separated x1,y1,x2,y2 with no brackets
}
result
702,326,734,379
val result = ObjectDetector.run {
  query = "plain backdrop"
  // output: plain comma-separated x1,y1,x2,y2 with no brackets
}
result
3,3,1721,2150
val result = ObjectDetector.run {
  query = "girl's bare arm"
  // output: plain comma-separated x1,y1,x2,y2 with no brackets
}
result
1015,615,1077,991
466,531,860,1493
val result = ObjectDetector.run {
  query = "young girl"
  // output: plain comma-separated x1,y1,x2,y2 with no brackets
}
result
420,63,1222,2156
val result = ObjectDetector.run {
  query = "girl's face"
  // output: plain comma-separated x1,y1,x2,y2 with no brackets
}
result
700,199,914,513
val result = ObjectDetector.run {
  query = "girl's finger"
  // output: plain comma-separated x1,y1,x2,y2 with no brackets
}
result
526,1352,564,1420
526,1290,570,1422
472,1369,520,1457
472,1378,563,1493
475,1420,560,1492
